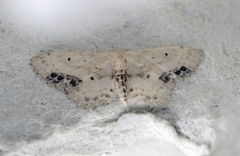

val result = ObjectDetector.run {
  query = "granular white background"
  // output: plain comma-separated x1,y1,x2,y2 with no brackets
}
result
0,0,239,156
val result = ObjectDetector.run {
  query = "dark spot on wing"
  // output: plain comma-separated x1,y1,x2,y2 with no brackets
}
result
180,66,187,71
90,77,94,80
46,76,53,80
146,95,151,100
84,97,90,102
153,96,158,100
165,76,170,82
159,74,170,83
68,57,71,61
110,89,113,92
130,88,133,92
147,74,150,79
57,75,64,81
70,79,77,86
93,96,98,101
165,53,168,56
123,88,126,93
174,70,181,75
50,72,58,77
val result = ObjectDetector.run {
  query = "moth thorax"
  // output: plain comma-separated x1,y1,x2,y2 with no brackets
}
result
114,59,127,70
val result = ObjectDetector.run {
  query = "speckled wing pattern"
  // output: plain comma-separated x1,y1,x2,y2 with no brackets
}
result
30,46,203,110
30,51,118,108
125,47,203,109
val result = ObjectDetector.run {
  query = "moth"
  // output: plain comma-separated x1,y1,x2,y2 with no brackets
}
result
30,46,203,111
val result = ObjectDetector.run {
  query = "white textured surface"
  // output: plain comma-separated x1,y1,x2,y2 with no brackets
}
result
0,0,240,156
